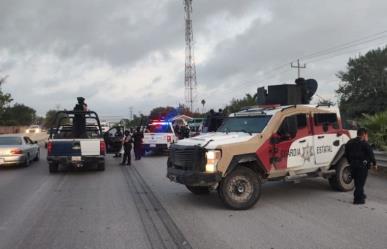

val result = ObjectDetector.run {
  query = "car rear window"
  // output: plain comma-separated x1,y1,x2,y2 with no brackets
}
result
148,123,172,133
0,137,23,145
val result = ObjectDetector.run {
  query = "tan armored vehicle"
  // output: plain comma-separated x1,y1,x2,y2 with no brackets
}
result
167,104,356,209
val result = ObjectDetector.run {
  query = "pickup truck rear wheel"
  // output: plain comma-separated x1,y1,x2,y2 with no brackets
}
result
97,162,105,171
329,159,354,191
49,163,59,173
218,166,262,210
185,185,210,195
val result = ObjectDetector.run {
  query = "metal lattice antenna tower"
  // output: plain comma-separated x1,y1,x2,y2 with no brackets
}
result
184,0,197,112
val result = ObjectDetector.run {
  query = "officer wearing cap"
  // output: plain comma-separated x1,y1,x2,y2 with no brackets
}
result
345,128,376,204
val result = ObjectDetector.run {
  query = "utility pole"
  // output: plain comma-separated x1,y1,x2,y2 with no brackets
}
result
291,59,306,78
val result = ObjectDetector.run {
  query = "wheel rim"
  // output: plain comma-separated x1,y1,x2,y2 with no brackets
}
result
342,166,352,184
227,176,253,202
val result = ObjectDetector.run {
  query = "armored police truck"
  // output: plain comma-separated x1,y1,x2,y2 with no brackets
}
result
167,79,356,210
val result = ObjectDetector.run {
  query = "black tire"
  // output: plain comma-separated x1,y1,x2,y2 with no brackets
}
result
22,154,31,167
49,163,59,173
329,159,354,191
97,162,105,171
34,149,40,161
218,166,262,210
186,185,211,195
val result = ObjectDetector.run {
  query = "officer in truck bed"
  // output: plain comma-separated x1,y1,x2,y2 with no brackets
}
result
345,128,376,205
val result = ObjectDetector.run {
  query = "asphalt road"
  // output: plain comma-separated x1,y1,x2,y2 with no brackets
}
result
0,147,386,249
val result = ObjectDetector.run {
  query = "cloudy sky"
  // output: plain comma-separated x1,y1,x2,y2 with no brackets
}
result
0,0,386,119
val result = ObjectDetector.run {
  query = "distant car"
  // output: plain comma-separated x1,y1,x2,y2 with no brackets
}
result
0,134,40,167
26,125,42,134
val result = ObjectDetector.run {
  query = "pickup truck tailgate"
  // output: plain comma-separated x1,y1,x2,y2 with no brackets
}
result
51,140,80,156
50,139,100,156
144,133,169,144
80,140,100,156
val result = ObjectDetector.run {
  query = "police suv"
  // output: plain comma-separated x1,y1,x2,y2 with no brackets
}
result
167,104,357,209
143,121,177,153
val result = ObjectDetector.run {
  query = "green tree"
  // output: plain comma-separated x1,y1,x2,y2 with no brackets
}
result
337,46,387,118
2,103,36,125
43,110,70,128
122,114,148,128
44,110,58,128
224,93,257,114
0,76,13,117
361,111,387,151
149,106,177,120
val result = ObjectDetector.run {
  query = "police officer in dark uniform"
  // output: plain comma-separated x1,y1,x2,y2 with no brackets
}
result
345,128,376,204
113,128,123,158
121,130,133,166
133,127,144,160
73,97,88,138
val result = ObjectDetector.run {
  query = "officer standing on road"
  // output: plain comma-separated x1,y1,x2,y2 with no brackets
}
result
113,128,123,158
345,128,376,204
133,127,144,160
121,130,133,166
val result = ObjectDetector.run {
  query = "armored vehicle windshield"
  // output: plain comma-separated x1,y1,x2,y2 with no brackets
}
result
217,115,272,134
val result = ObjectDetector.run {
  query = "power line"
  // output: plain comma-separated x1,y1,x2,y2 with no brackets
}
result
205,30,387,106
300,31,387,61
305,40,387,64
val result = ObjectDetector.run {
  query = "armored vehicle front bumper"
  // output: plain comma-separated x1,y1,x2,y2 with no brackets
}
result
167,144,221,186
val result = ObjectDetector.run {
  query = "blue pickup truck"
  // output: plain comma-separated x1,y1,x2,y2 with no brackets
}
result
47,111,107,173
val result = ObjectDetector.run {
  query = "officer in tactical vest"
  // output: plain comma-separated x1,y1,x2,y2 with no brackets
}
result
345,128,376,204
133,127,144,160
73,97,88,138
121,130,133,166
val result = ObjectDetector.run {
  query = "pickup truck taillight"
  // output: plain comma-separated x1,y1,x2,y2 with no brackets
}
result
47,142,53,155
100,140,106,155
10,148,23,155
167,135,172,143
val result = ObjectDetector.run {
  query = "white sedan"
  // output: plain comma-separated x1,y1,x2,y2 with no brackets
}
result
0,134,40,167
26,125,42,134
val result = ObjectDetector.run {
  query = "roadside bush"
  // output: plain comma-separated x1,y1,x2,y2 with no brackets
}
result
361,111,387,151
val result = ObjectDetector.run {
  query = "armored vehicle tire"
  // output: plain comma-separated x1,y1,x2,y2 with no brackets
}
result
218,166,262,210
186,185,211,195
329,159,354,191
97,162,106,171
49,163,59,173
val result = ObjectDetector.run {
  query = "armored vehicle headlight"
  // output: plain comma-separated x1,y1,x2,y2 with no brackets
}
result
206,150,221,173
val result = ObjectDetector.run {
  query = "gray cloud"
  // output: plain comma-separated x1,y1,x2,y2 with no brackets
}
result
0,0,386,117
